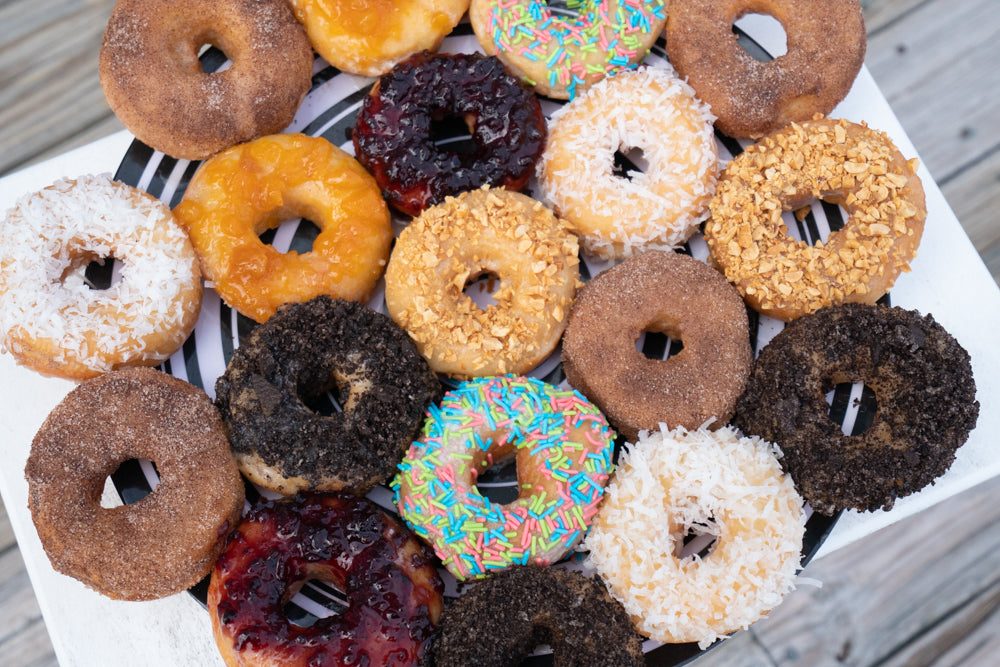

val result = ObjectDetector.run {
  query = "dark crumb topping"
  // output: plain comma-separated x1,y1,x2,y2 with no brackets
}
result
735,303,979,514
215,296,441,494
433,566,644,667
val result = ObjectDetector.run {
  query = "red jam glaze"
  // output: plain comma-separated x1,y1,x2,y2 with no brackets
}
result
352,51,546,217
208,492,443,666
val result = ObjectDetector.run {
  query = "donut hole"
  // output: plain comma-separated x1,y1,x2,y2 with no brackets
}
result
298,372,350,416
612,146,647,181
674,513,720,560
825,381,878,436
473,453,520,505
102,458,158,507
430,113,476,154
60,252,123,290
283,572,349,628
462,270,502,309
732,13,788,61
196,43,233,74
258,216,321,256
635,317,685,360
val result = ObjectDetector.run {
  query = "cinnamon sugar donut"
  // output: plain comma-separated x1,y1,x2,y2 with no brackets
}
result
561,250,752,442
665,0,866,138
174,133,392,323
537,65,718,260
99,0,313,160
385,187,580,378
704,118,926,322
0,175,202,380
25,368,245,600
287,0,469,76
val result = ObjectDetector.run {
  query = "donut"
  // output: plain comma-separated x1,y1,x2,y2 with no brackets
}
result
537,65,719,260
214,296,441,495
561,250,752,442
352,52,547,217
173,133,392,323
385,187,579,378
99,0,313,160
469,0,668,99
208,492,443,667
584,424,806,648
433,567,644,666
0,174,202,380
734,303,980,515
664,0,866,138
286,0,469,76
25,368,245,601
393,375,616,581
704,118,927,322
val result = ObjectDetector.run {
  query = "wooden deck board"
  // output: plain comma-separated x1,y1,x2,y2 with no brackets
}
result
1,0,998,665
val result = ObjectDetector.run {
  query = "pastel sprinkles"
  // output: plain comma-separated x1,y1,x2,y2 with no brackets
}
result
392,375,616,580
472,0,668,99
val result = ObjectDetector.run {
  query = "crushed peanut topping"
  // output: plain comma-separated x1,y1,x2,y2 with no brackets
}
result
704,118,926,321
384,186,580,378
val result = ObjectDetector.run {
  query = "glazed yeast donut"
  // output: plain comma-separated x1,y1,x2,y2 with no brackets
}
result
25,368,245,600
735,304,980,515
433,567,644,666
215,296,441,495
585,424,806,648
99,0,313,160
353,52,547,217
665,0,866,138
393,376,616,580
0,175,202,380
287,0,468,76
470,0,667,99
537,65,718,260
174,133,391,323
209,492,443,667
705,118,926,322
562,250,752,442
385,187,579,378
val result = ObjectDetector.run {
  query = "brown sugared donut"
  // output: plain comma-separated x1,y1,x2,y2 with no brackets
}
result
214,296,441,495
665,0,866,138
561,250,752,442
25,368,245,600
99,0,313,160
734,303,980,515
433,566,644,667
208,492,443,667
704,118,927,322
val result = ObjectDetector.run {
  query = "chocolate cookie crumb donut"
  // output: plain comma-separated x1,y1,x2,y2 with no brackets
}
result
665,0,866,138
562,250,752,442
25,368,245,600
734,303,979,515
215,296,441,495
432,567,644,667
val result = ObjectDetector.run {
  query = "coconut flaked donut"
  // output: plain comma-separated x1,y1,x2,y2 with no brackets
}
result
433,567,644,667
0,175,202,380
99,0,313,160
214,296,441,495
537,65,718,260
734,303,980,515
25,368,245,600
561,250,752,442
584,424,806,649
665,0,866,138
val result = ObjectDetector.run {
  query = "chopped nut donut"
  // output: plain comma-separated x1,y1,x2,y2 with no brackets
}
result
704,117,926,321
385,187,580,378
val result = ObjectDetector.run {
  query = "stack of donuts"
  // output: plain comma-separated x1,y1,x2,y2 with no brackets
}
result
1,0,983,665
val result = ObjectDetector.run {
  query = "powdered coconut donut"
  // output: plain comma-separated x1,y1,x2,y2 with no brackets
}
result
585,424,806,648
0,175,202,380
537,65,718,260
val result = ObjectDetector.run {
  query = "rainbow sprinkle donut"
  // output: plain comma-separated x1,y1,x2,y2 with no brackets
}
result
392,375,616,580
469,0,668,99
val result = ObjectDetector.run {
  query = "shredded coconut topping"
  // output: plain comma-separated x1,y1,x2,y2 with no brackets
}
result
584,423,806,649
0,174,202,378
